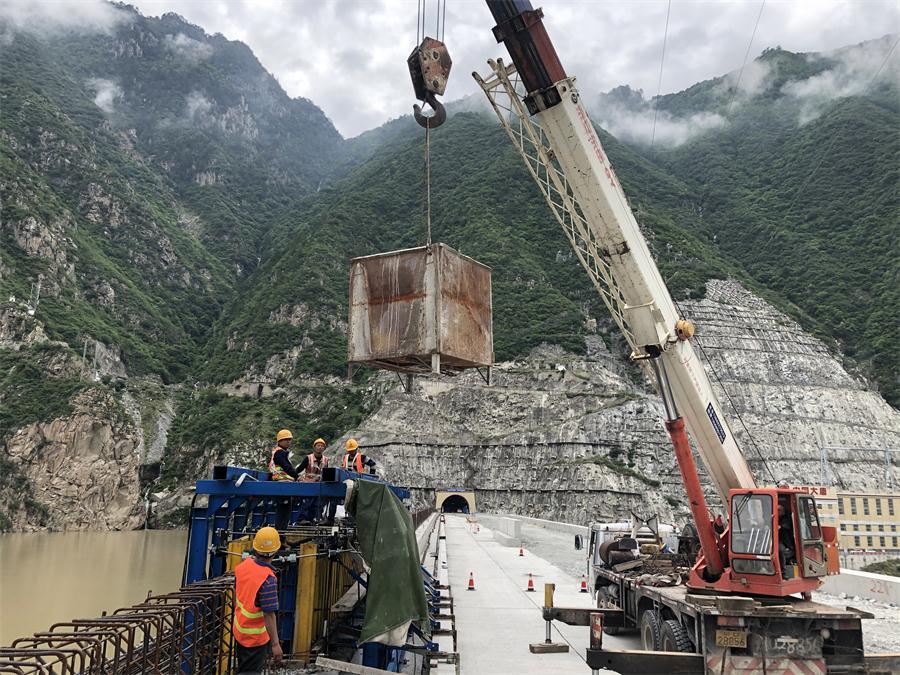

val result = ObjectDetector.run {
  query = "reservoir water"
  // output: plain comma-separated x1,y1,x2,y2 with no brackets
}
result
0,529,187,646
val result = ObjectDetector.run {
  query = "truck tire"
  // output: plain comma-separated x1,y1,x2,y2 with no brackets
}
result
598,587,623,636
639,610,662,651
660,619,694,653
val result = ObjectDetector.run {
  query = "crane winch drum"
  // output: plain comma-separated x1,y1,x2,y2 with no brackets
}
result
347,244,493,376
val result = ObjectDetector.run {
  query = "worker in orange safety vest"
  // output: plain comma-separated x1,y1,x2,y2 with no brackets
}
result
297,438,329,523
233,526,283,672
342,438,376,474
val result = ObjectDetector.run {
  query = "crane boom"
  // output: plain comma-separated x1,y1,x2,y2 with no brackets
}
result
477,1,756,500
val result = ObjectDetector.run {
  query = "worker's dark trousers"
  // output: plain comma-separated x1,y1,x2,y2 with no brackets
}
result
235,641,269,673
275,498,291,530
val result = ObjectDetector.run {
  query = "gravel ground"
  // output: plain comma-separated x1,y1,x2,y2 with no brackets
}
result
813,591,900,654
476,515,900,655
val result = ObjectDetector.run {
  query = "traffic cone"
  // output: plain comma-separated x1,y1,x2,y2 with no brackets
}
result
526,573,535,592
518,546,524,557
580,575,588,593
467,572,476,591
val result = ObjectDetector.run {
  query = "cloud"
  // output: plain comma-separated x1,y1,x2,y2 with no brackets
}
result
0,0,128,35
782,36,900,124
185,90,213,119
86,78,123,114
129,0,899,137
164,32,213,63
591,87,725,148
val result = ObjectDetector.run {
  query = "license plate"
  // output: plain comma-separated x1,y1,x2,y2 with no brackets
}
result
715,629,748,648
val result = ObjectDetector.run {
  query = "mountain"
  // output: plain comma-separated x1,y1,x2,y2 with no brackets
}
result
0,3,897,531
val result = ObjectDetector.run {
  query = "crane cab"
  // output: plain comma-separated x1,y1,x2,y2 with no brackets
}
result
688,487,839,597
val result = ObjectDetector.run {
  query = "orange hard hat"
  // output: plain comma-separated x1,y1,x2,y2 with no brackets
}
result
313,438,326,448
345,438,359,452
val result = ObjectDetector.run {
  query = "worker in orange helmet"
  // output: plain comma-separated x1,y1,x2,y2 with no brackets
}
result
233,526,284,671
342,438,376,474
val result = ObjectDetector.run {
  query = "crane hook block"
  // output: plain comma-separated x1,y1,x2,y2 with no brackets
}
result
408,37,452,128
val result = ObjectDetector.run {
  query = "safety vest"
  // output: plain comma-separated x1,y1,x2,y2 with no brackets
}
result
268,446,292,481
233,557,275,647
343,452,364,473
300,453,328,482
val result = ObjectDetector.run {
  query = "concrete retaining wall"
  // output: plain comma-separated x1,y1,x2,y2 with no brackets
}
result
821,568,900,605
491,517,522,547
502,514,589,537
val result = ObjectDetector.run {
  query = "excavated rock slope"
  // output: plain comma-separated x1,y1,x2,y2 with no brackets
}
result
355,281,900,524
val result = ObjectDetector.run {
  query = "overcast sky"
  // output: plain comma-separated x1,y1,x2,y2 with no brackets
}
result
118,1,898,137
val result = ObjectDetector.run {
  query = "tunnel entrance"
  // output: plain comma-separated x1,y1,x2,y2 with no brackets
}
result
441,495,470,514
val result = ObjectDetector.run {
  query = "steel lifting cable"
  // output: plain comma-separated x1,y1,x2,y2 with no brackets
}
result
425,124,433,246
650,0,672,149
671,295,779,486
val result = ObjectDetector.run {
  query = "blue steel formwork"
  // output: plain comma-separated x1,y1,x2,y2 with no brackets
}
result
183,464,410,586
182,464,436,670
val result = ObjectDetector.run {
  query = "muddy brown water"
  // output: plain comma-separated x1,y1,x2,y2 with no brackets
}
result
0,529,187,645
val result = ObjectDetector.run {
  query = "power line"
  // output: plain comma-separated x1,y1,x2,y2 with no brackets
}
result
726,0,766,118
650,0,672,149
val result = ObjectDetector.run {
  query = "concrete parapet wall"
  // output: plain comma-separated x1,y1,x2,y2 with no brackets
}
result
493,530,517,547
821,568,900,605
502,514,589,537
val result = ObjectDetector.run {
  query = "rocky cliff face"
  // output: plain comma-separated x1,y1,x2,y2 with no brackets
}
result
352,281,900,525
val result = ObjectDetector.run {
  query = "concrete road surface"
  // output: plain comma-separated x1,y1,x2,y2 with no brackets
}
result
439,514,639,675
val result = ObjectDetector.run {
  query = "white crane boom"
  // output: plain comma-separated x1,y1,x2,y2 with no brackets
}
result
474,58,757,499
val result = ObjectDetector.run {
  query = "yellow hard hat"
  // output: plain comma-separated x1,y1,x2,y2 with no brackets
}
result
276,429,293,442
253,526,281,554
314,438,326,447
345,438,359,452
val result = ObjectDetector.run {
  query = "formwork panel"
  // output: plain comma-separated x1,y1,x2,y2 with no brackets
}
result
348,244,492,374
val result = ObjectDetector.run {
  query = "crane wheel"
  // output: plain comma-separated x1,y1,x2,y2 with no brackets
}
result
660,619,694,653
639,610,662,651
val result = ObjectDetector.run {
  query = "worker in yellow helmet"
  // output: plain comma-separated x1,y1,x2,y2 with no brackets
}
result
233,526,283,671
342,438,376,474
297,437,330,523
269,429,299,529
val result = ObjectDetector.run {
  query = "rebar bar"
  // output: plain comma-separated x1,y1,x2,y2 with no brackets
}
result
0,576,235,674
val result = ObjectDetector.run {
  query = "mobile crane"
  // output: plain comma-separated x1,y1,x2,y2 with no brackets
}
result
470,2,882,673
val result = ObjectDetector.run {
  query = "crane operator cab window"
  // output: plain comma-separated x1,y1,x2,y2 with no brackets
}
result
777,495,798,577
730,493,776,575
796,494,827,578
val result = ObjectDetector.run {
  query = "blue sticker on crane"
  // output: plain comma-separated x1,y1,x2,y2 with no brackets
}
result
706,403,727,444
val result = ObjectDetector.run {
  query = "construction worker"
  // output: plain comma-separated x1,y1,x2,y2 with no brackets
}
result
297,438,329,481
297,438,329,522
342,438,376,474
233,526,283,672
269,429,299,529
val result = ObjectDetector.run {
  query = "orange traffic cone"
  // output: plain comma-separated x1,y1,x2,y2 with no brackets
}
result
580,575,588,593
526,573,535,592
518,546,524,557
467,572,476,591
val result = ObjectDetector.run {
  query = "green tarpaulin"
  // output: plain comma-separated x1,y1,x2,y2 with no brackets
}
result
348,481,430,644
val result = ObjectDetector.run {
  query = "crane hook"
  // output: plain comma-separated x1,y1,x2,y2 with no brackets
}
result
413,90,446,129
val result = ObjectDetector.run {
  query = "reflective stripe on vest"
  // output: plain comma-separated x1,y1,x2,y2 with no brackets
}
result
306,453,327,475
233,558,275,647
269,446,292,481
343,452,364,473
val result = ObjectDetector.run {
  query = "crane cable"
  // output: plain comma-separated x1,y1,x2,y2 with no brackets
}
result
649,0,672,149
671,296,779,486
726,0,766,118
416,0,446,247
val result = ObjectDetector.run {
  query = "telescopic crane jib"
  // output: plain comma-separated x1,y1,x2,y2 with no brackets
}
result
475,0,838,597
